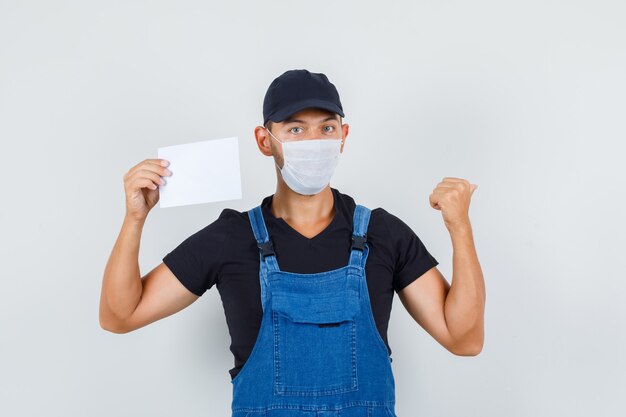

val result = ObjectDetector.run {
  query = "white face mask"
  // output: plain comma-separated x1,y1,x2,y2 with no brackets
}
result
266,127,343,195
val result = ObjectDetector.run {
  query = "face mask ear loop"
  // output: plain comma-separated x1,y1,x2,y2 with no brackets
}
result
266,127,284,144
266,127,285,171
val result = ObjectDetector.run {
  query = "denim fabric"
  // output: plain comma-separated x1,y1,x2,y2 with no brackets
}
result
231,204,397,417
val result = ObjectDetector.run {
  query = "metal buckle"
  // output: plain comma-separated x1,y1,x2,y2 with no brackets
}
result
351,234,367,251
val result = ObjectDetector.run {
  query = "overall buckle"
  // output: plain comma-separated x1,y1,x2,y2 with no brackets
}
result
351,234,367,251
258,240,276,259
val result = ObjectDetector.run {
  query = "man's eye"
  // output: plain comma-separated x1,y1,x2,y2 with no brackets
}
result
324,126,335,132
290,127,303,134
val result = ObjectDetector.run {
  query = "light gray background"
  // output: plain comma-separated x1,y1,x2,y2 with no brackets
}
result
1,1,624,416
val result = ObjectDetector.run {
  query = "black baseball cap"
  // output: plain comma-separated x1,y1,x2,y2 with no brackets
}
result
263,69,345,126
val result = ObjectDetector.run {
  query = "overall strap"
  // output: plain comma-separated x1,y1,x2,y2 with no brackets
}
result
348,204,372,270
247,205,280,311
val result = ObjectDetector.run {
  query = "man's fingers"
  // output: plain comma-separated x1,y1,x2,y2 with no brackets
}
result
133,177,159,191
442,177,469,184
126,159,170,178
126,169,166,189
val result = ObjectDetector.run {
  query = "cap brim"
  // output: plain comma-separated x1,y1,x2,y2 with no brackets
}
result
268,98,345,123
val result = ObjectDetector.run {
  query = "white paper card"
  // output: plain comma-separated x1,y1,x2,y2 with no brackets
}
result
157,136,242,208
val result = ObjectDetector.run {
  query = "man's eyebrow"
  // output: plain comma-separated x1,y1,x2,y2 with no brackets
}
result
283,115,340,124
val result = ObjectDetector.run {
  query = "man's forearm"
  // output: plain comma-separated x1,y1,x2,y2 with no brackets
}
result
99,215,146,328
443,222,486,353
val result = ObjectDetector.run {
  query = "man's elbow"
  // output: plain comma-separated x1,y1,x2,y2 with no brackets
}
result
452,343,483,356
99,313,130,334
450,338,483,356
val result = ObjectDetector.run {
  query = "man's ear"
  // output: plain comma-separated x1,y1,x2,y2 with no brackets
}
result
254,125,274,157
340,122,349,152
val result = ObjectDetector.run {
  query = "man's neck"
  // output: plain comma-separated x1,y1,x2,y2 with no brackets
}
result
270,183,335,226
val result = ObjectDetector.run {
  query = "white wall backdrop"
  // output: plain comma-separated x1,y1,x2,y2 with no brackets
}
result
1,1,624,416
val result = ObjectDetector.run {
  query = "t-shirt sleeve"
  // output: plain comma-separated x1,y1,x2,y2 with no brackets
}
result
162,210,230,296
381,209,439,293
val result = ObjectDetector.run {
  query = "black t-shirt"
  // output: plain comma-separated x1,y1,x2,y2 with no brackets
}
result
162,187,439,380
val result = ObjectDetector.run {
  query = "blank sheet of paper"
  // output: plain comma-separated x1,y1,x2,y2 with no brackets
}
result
157,136,242,208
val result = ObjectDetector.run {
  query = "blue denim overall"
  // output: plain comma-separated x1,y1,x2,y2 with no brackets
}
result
231,204,397,417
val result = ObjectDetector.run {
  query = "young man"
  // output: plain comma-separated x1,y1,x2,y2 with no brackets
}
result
100,69,485,416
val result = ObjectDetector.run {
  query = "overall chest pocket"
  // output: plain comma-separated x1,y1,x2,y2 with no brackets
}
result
271,289,360,396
